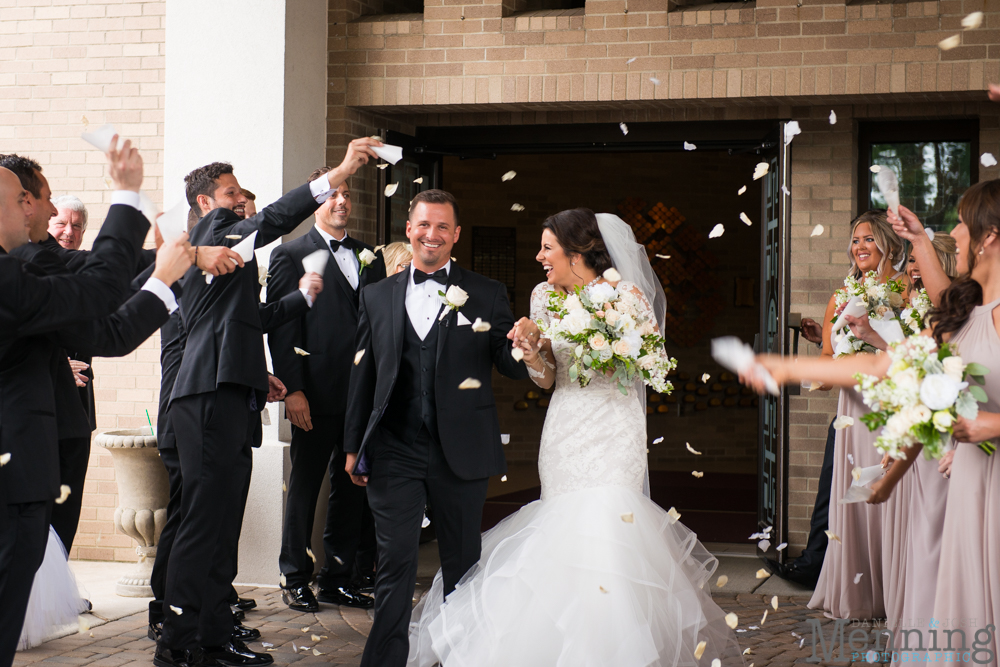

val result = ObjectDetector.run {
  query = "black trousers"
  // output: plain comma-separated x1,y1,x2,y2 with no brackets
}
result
160,385,255,650
149,444,182,625
791,418,836,578
361,426,489,667
0,501,51,667
279,415,372,589
50,435,91,553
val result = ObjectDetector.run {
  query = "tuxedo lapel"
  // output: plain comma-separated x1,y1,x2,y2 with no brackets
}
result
391,269,407,365
435,264,463,366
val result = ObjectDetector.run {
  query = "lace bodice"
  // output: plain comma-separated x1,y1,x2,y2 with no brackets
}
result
530,281,651,499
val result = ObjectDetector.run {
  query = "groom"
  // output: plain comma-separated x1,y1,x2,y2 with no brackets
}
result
344,189,527,667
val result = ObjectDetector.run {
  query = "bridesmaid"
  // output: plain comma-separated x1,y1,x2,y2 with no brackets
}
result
810,210,904,621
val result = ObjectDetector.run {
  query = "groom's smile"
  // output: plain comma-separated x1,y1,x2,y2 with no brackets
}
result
406,200,461,272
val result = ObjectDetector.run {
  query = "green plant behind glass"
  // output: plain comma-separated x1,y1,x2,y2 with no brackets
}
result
869,141,970,231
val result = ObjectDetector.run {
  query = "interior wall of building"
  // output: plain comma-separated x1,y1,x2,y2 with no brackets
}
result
441,149,763,474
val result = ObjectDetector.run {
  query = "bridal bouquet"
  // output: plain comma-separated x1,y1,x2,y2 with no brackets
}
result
854,336,993,460
900,288,932,333
538,274,677,396
831,271,909,357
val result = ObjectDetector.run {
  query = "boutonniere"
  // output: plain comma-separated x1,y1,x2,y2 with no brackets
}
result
356,248,376,273
438,285,469,321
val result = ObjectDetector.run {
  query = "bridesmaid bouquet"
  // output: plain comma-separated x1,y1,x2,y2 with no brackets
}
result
900,288,932,333
831,271,909,356
854,336,993,460
539,272,677,396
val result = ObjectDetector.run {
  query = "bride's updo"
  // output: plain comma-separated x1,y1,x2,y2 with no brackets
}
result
542,208,613,275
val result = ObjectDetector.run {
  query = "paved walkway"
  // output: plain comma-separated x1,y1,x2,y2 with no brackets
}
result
14,557,882,666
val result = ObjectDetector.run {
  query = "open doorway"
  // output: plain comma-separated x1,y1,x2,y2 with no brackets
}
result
383,121,782,544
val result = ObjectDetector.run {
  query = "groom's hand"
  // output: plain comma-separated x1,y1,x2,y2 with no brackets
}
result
344,453,368,486
284,391,312,431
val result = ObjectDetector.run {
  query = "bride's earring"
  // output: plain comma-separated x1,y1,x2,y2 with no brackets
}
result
980,248,985,255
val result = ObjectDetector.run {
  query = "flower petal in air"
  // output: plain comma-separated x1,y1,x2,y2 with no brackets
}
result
653,436,664,444
691,471,704,478
708,224,725,239
354,349,365,365
502,171,517,182
870,165,881,173
938,34,960,50
306,548,316,563
811,224,824,237
511,203,525,212
771,595,779,611
683,141,696,151
459,378,482,390
854,572,864,584
384,182,399,197
825,530,841,543
829,110,837,125
982,153,998,168
413,177,423,184
961,11,983,28
738,185,747,195
725,613,739,629
294,347,310,356
716,575,728,588
621,512,634,523
0,452,9,466
56,484,71,504
603,268,622,282
472,318,491,332
511,348,524,361
753,162,769,180
686,442,703,455
740,212,753,226
694,640,707,660
667,507,682,524
756,568,771,579
701,373,710,383
833,415,854,430
170,605,183,615
619,122,628,136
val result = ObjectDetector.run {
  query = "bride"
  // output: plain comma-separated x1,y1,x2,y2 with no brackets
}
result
407,209,743,666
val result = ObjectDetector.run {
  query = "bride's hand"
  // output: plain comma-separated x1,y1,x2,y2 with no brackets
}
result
509,317,540,348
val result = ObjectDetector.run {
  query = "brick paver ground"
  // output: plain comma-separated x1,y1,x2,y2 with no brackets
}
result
14,586,884,666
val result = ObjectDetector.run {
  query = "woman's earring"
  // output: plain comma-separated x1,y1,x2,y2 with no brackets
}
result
571,261,576,266
980,248,985,255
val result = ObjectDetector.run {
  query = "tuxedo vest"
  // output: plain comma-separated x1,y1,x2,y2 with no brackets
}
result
384,315,440,444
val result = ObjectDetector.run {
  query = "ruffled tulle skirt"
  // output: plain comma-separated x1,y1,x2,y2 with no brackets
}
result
18,527,89,650
407,485,743,667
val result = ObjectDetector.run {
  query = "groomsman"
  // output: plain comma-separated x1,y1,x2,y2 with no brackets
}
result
0,141,193,667
267,169,385,612
344,189,528,667
157,137,380,667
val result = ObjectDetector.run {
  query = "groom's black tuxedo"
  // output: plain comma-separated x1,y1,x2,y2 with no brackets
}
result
344,263,527,667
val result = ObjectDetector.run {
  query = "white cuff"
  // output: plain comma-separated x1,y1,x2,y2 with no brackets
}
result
299,286,314,308
111,190,141,210
141,277,178,314
309,175,334,204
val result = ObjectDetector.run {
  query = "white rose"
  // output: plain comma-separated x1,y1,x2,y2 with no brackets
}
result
358,248,377,265
920,373,961,411
932,410,954,431
942,356,965,382
445,285,469,307
639,321,655,336
612,338,633,357
618,313,635,332
589,333,608,350
889,291,904,308
875,305,890,319
638,354,656,370
564,310,591,336
604,309,620,326
588,282,616,305
913,404,932,424
894,367,920,394
564,294,583,312
599,346,614,362
885,413,912,440
866,285,880,299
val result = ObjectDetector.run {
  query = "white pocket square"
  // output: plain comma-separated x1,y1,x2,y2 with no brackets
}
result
456,312,472,326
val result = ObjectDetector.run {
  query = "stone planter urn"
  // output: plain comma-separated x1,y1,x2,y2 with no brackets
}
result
95,427,168,597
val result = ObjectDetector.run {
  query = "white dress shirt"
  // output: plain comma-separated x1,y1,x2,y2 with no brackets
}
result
315,225,359,291
110,190,178,314
405,261,450,341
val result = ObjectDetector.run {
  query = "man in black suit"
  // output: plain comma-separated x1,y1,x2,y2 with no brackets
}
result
0,140,194,667
157,137,380,667
267,168,385,613
343,189,528,667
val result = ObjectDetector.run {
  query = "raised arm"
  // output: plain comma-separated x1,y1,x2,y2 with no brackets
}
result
889,206,951,305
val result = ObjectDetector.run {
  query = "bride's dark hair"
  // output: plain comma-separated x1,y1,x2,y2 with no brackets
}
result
542,208,613,275
928,179,1000,344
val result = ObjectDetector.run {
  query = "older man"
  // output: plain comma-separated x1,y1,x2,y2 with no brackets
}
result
48,195,88,250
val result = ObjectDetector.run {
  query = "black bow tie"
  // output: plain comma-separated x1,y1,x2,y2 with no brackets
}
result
413,268,448,285
329,237,356,253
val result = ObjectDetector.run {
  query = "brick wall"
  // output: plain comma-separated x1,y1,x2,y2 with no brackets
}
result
0,0,166,561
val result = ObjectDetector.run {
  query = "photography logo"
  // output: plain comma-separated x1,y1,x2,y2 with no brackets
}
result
805,618,996,664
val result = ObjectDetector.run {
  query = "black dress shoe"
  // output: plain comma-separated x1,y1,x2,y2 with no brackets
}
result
352,572,375,594
763,558,818,588
230,607,245,622
204,639,273,666
317,585,374,609
153,645,219,667
231,597,256,612
148,621,162,642
282,585,318,613
232,622,261,642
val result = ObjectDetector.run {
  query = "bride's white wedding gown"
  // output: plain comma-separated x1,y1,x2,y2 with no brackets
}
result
407,282,742,667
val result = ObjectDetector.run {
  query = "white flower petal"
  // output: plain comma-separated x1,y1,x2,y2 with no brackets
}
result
854,572,864,584
501,170,517,182
413,176,423,184
312,649,323,656
759,539,770,552
650,77,661,86
459,378,482,390
294,347,310,356
691,470,704,478
501,475,508,482
170,605,183,615
753,162,769,180
421,516,431,528
811,224,824,237
652,436,664,444
825,529,841,543
962,11,983,29
279,573,287,587
471,318,491,332
683,141,696,151
743,648,753,655
306,547,316,563
833,415,854,430
938,34,961,50
655,253,670,259
982,153,998,168
55,484,71,504
712,660,721,667
694,640,707,660
621,512,634,523
771,595,779,611
738,185,747,195
686,442,703,455
783,120,801,146
716,574,728,588
776,542,787,551
376,163,389,170
708,224,725,239
78,616,90,633
619,122,628,135
599,585,609,593
354,349,365,365
756,568,771,579
869,165,882,173
829,110,837,124
511,348,524,361
725,613,739,629
740,212,753,226
311,635,322,642
626,57,637,64
701,373,711,383
761,609,769,625
225,235,242,240
847,453,855,465
384,182,399,197
667,507,682,524
501,434,510,445
603,268,622,282
0,452,10,466
511,203,525,212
